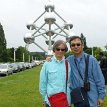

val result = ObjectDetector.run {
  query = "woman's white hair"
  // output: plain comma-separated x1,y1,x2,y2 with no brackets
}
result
52,40,68,52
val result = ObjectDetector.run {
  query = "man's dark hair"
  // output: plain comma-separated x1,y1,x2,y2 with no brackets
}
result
69,36,84,47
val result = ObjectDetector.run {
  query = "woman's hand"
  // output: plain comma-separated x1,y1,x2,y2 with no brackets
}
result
46,57,51,62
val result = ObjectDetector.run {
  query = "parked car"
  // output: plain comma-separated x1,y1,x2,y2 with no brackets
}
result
31,61,36,68
34,60,41,66
10,63,20,73
0,63,13,76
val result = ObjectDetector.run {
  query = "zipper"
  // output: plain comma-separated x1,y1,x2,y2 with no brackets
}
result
80,90,84,100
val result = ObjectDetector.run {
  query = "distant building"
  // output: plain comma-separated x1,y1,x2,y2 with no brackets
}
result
30,52,46,60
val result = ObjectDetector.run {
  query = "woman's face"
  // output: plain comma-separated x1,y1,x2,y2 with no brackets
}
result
54,44,66,60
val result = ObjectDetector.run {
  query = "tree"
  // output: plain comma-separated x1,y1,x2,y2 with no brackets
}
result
84,47,92,55
93,47,102,60
6,48,14,62
1,49,12,62
16,46,30,62
80,33,88,51
0,23,7,62
104,44,107,51
65,51,73,58
6,47,15,62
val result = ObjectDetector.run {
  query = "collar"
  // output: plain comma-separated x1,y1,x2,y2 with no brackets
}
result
52,55,65,63
74,52,85,62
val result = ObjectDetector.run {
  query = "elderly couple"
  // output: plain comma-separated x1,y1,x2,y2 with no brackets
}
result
39,36,106,107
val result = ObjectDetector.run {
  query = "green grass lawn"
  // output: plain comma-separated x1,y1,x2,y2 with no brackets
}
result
0,65,107,107
0,66,42,107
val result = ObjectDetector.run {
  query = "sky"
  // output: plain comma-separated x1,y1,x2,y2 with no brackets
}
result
0,0,107,52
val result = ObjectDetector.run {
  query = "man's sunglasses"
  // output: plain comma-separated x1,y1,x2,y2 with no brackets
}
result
56,48,65,51
71,43,81,47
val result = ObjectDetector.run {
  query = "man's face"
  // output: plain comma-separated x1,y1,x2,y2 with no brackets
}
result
70,38,84,56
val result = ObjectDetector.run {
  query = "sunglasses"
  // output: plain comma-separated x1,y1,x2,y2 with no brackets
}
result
71,43,81,47
56,48,65,51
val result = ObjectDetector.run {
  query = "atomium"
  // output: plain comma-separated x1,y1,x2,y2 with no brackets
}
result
24,0,74,56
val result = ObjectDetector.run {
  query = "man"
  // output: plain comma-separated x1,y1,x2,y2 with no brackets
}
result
99,52,107,85
67,36,106,107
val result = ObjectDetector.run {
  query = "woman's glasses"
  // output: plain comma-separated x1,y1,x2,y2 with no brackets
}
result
71,43,81,47
56,48,65,51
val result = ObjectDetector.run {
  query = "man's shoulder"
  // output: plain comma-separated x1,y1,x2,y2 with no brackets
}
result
66,55,73,59
68,54,74,58
84,53,97,62
66,55,74,65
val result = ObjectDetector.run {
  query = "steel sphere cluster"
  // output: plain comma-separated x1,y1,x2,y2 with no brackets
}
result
24,1,74,55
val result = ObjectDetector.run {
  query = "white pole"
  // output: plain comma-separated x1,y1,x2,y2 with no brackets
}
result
23,53,25,62
32,56,33,61
14,48,16,62
29,55,30,62
92,47,94,56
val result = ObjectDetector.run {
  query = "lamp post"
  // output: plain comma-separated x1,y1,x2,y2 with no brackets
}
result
14,48,17,62
32,56,34,61
23,53,25,62
29,55,30,62
92,47,94,56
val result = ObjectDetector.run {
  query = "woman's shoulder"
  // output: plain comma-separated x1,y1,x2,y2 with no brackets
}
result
43,60,52,65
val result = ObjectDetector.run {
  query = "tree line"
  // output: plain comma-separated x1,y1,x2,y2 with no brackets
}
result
0,23,32,62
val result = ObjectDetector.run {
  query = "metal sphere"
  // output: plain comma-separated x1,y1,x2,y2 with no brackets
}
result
45,1,55,12
45,40,55,45
46,30,55,36
24,33,34,44
64,20,73,29
26,21,36,30
44,12,56,24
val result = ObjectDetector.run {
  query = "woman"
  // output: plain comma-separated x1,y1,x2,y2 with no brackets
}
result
39,40,71,107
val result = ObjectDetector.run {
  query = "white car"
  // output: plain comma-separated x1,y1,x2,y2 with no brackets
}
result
0,64,13,76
